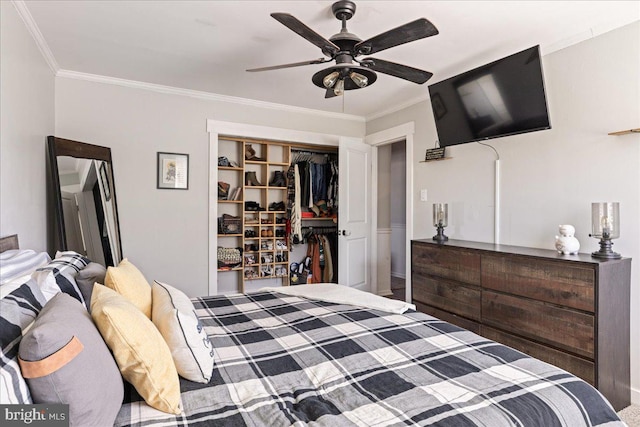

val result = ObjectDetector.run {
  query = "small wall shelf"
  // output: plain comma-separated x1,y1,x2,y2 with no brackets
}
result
608,128,640,136
419,157,452,163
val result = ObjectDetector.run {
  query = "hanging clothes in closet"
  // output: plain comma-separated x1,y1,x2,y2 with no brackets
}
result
299,227,338,284
287,151,338,245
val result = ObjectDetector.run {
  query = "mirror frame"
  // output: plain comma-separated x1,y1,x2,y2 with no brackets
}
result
47,136,123,264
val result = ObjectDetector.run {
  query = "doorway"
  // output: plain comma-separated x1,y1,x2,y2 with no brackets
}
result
376,140,407,301
367,121,415,302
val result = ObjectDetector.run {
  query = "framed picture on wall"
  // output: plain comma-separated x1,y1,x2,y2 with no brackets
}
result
157,152,189,190
99,162,111,201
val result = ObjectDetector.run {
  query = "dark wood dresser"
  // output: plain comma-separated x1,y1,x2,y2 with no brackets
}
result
411,239,631,411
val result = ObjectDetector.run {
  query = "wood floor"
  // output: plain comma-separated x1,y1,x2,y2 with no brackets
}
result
389,276,406,301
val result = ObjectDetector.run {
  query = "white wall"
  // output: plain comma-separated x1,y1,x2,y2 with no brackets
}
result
367,21,640,404
0,1,55,251
55,77,364,297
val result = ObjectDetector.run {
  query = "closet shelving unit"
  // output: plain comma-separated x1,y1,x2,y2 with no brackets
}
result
242,139,290,288
216,136,339,293
217,138,245,278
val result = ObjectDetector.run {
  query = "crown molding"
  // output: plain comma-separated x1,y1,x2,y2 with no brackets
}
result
366,94,430,121
55,69,366,123
12,0,59,74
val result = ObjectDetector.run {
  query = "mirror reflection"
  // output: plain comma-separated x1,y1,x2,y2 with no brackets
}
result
48,136,123,267
57,156,121,265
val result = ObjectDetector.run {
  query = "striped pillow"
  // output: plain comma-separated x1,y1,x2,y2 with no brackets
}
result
31,251,90,307
0,278,47,403
0,249,51,285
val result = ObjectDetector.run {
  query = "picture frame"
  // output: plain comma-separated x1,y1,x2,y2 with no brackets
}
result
157,152,189,190
99,162,111,201
431,92,447,120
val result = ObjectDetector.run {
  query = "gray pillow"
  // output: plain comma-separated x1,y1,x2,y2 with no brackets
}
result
76,262,107,309
18,292,123,426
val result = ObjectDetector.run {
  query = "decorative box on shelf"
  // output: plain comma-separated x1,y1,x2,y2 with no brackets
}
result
218,214,242,235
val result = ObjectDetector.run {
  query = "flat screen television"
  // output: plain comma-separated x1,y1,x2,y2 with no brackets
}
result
428,45,550,147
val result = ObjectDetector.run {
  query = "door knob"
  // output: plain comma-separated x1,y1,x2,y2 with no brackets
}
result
339,230,351,236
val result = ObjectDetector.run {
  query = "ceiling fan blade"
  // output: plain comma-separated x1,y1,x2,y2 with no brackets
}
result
355,18,438,55
246,58,329,72
362,58,433,84
271,13,340,56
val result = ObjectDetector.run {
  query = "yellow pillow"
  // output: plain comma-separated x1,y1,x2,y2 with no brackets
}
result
91,285,181,414
104,258,152,318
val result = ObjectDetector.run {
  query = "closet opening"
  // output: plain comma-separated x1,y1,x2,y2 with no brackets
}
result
216,137,339,294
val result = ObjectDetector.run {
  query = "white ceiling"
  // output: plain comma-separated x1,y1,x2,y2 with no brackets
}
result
22,1,640,119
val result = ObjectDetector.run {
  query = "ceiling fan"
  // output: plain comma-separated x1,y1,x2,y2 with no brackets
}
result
247,0,439,98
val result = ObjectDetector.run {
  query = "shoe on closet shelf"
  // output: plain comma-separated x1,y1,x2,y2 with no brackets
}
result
245,171,263,186
269,201,286,211
269,171,287,187
245,201,262,211
218,181,230,200
245,145,265,161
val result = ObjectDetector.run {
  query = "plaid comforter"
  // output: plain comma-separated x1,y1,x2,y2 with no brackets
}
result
115,291,624,426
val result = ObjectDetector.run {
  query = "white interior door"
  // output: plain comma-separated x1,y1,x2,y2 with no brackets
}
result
61,192,86,255
76,191,106,266
338,137,372,291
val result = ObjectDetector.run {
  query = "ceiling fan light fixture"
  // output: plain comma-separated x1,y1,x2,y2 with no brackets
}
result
334,78,345,96
323,71,340,88
252,2,439,99
349,71,368,88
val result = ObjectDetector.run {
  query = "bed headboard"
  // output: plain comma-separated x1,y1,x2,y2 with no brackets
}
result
0,234,19,253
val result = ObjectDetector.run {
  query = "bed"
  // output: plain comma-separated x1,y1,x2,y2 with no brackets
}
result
0,235,626,426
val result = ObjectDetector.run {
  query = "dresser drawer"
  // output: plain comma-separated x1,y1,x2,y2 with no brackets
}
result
413,273,481,321
481,326,595,385
412,243,481,286
481,255,595,312
482,291,594,358
414,302,481,334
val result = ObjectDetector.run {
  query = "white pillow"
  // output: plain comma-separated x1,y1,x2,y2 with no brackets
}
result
0,250,51,285
151,281,214,383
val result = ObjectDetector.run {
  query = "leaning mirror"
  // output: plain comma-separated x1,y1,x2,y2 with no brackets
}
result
47,136,123,266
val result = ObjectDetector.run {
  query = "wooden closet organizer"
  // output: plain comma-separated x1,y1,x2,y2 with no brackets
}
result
216,136,338,292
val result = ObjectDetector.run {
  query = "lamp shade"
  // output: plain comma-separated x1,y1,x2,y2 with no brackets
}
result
591,202,620,239
433,203,448,227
